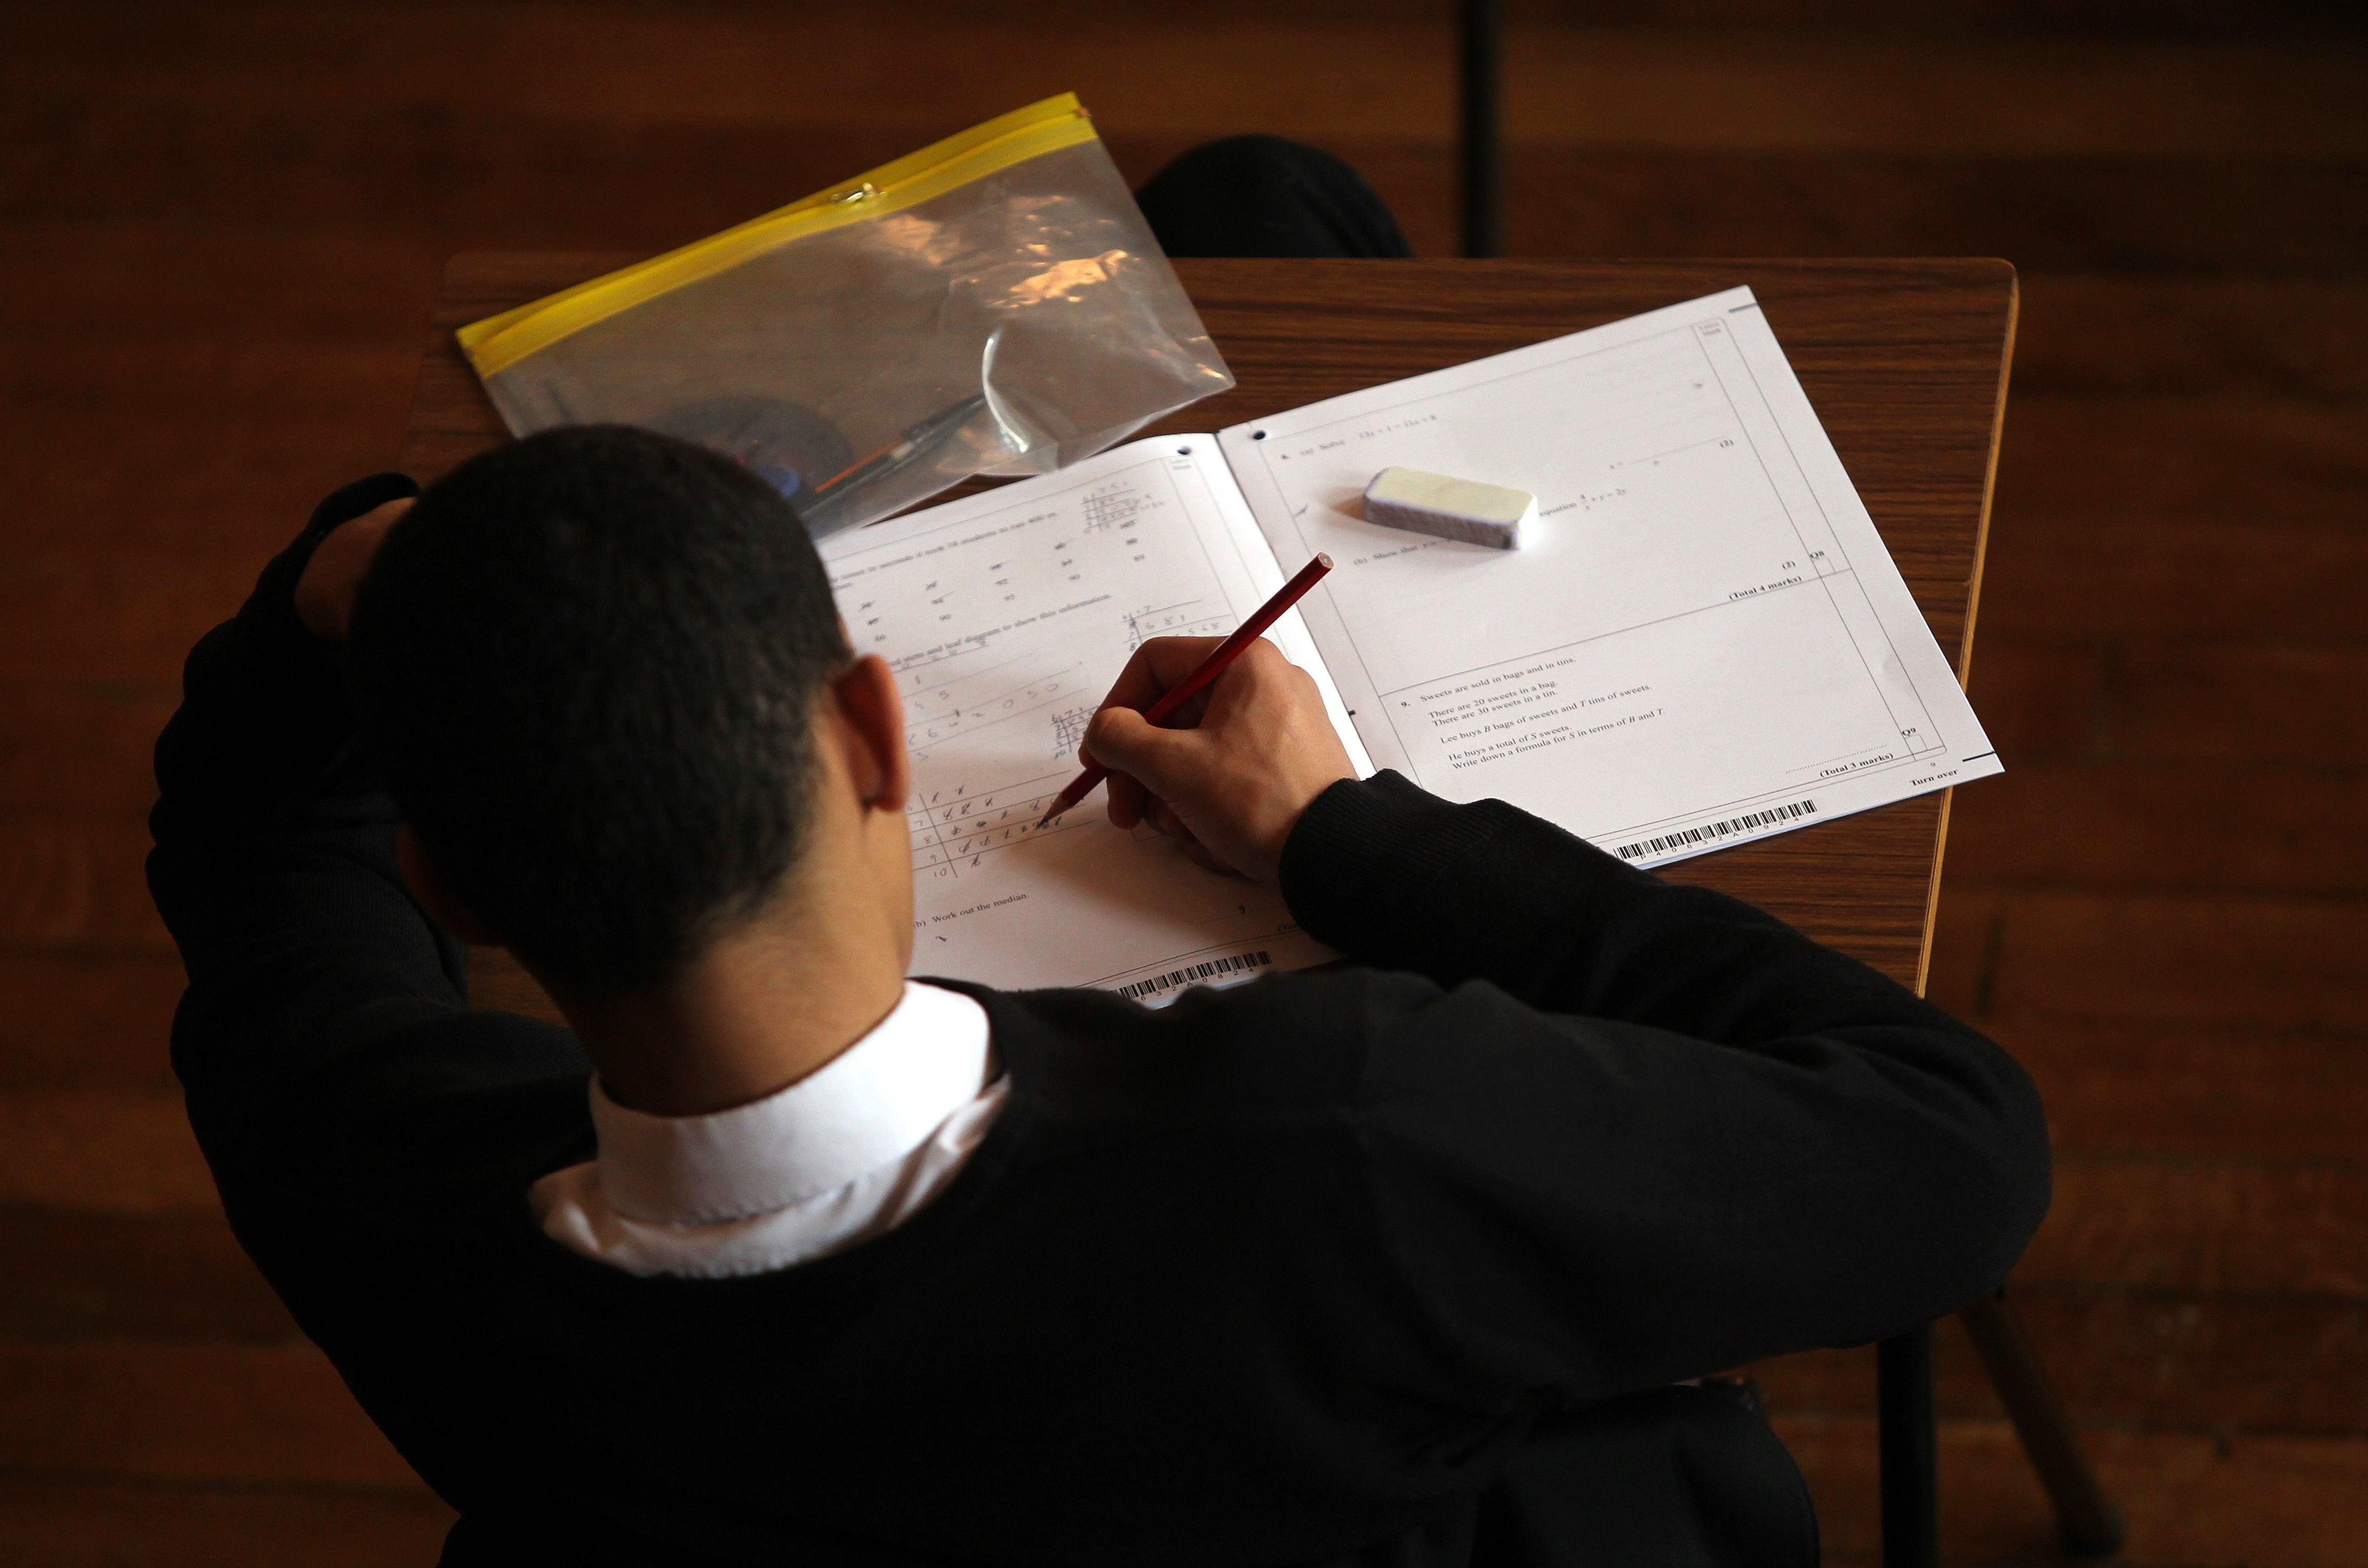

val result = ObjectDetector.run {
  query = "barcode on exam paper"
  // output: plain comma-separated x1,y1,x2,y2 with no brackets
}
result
1118,950,1273,1001
1614,799,1819,862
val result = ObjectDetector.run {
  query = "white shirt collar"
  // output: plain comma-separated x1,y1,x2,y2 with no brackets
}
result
588,980,993,1226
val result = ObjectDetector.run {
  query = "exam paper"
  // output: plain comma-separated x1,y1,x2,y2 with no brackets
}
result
1217,287,2000,866
819,438,1371,998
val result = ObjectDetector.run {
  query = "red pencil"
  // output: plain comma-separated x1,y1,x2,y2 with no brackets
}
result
1034,552,1336,829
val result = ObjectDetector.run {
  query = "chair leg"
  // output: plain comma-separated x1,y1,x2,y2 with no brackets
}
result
1457,0,1503,258
1878,1324,1940,1568
1958,1290,2129,1556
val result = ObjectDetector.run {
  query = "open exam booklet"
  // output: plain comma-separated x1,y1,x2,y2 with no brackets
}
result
818,285,2001,1002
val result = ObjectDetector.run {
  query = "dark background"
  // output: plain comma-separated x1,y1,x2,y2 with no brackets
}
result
2,2,2363,1561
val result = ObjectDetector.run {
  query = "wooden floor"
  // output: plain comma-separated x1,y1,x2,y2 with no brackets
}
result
3,2,2363,1562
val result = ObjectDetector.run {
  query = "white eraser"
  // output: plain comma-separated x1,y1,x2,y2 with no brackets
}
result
1362,467,1535,549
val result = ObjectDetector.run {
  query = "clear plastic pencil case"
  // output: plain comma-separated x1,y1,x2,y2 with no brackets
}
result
456,94,1233,539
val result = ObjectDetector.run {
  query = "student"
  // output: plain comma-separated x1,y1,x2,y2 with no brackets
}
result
151,410,2047,1564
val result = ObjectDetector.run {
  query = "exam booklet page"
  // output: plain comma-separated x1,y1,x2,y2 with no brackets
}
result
1218,285,2001,868
817,437,1372,999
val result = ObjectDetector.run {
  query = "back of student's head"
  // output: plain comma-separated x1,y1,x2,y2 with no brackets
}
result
348,425,850,997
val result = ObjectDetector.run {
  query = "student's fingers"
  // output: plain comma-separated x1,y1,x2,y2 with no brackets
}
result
1071,640,1220,829
1103,767,1148,830
1086,707,1239,870
1084,643,1356,885
1092,637,1224,738
1148,795,1193,846
1099,636,1225,709
1085,704,1203,802
295,498,412,642
1147,797,1242,878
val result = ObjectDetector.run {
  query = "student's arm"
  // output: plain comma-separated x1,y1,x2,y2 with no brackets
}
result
148,476,455,1018
148,480,587,1227
1088,637,2050,1388
1084,633,1959,1030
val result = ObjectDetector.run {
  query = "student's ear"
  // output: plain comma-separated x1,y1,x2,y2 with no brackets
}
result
395,824,501,946
829,655,911,815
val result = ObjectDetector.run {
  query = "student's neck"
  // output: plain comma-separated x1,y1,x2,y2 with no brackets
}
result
560,887,909,1119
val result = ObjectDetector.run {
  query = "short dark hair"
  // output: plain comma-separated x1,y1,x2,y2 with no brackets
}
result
348,426,851,995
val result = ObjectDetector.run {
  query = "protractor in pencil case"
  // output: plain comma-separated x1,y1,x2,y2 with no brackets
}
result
647,397,852,509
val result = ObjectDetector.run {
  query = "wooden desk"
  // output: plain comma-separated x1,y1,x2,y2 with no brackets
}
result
401,256,2014,995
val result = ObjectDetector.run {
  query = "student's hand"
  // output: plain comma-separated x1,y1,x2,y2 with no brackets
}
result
294,498,412,643
1084,637,1357,886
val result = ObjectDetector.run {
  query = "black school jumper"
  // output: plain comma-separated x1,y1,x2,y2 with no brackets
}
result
149,476,2050,1566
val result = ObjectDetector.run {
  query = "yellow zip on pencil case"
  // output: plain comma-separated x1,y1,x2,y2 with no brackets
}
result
457,94,1233,538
